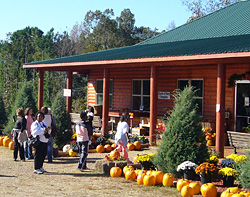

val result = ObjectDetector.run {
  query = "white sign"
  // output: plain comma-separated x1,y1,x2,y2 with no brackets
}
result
63,89,71,97
158,92,171,100
216,104,220,112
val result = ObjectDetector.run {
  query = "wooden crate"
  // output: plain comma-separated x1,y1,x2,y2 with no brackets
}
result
132,127,147,136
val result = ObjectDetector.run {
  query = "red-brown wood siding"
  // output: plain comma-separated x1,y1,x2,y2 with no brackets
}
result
87,64,250,131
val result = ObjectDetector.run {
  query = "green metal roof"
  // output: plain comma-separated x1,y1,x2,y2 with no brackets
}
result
25,34,250,65
24,0,250,66
139,0,250,45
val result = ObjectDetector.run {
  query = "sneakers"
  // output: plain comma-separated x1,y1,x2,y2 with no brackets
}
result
34,169,43,174
40,167,47,173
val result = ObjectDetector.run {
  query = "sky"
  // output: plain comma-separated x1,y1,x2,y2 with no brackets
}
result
0,0,191,40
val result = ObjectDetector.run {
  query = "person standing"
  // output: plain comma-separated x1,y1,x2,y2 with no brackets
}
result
24,107,34,159
115,113,131,163
31,111,50,174
13,108,27,161
76,112,93,172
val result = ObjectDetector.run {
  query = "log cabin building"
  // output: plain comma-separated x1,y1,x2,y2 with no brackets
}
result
24,1,250,157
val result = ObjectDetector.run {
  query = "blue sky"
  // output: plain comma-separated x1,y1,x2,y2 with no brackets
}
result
0,0,191,40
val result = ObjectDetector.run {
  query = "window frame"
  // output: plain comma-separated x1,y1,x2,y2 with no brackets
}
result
96,79,113,109
177,78,204,116
132,79,150,112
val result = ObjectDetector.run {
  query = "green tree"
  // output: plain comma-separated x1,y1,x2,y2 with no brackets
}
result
0,92,7,130
52,91,72,150
154,87,209,177
3,81,37,136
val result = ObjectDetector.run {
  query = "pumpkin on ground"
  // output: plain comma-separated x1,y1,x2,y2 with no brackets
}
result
226,187,241,194
9,141,14,150
96,145,105,153
0,136,4,146
110,166,122,177
207,139,214,146
137,170,146,185
111,143,117,150
177,178,190,191
231,194,245,197
104,144,112,152
63,144,71,152
133,141,141,150
181,185,193,197
69,149,77,157
125,168,136,181
200,183,217,197
127,143,135,151
133,154,139,164
188,182,201,195
109,150,120,160
123,165,134,175
152,170,164,185
220,190,234,197
162,173,174,187
143,174,156,186
3,136,12,147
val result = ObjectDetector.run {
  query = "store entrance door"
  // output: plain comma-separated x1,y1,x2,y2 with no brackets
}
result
235,80,250,131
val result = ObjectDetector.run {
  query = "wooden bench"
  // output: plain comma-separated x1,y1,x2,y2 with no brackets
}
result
227,131,250,154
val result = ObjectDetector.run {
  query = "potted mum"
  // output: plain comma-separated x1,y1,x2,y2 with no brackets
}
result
195,162,218,184
221,158,235,168
136,153,156,170
207,155,219,166
218,167,238,187
177,161,198,180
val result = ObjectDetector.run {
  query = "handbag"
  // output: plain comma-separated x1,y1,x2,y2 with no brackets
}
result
28,135,40,147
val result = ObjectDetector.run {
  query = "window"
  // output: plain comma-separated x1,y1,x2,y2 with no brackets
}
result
132,80,150,111
96,79,113,109
177,79,204,116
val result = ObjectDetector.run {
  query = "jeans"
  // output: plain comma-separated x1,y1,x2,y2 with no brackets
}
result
24,139,34,159
47,136,53,163
34,142,48,170
13,135,25,160
77,141,89,169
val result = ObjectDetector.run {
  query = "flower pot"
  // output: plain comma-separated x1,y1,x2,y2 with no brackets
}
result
200,174,212,185
223,176,235,187
140,161,155,170
183,169,196,180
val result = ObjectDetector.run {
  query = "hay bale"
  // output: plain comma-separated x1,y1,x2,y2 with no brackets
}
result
95,160,127,174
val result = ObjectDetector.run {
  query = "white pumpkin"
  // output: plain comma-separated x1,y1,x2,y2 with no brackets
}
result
63,144,71,152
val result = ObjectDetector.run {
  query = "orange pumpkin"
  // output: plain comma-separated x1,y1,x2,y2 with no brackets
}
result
3,136,12,147
143,174,156,186
127,143,135,151
181,185,193,197
133,154,139,164
177,178,190,191
111,143,117,150
9,141,14,150
137,170,146,185
189,182,201,195
110,150,120,160
104,144,112,152
221,190,234,197
0,136,4,146
125,168,136,181
226,187,241,194
162,173,174,187
200,183,217,197
231,194,245,197
240,192,250,197
110,166,122,177
207,140,214,146
133,141,141,150
96,145,105,153
123,165,134,175
152,170,164,185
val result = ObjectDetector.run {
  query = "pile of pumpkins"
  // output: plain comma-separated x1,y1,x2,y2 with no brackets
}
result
220,187,250,197
96,141,141,153
0,136,14,150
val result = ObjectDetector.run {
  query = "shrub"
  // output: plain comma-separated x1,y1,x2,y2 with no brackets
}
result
154,87,209,177
235,151,250,189
52,91,72,150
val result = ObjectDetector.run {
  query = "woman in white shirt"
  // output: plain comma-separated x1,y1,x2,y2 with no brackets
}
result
31,111,50,174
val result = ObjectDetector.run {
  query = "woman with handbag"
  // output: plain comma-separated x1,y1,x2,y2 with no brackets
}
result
31,111,50,174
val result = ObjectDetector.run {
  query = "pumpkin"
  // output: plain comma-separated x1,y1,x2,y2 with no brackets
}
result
127,143,135,151
110,166,122,177
226,187,241,194
111,143,117,150
125,168,136,181
63,144,71,152
240,192,250,197
188,182,201,195
200,183,217,197
162,173,174,187
207,140,214,146
181,185,193,197
104,144,112,152
8,141,14,150
96,145,105,153
221,190,234,197
133,141,141,150
177,178,190,191
146,170,153,176
3,136,12,147
0,136,4,146
133,154,139,164
231,194,245,197
69,149,77,157
110,150,120,160
123,165,134,175
137,170,146,185
134,169,140,177
152,170,164,185
93,132,102,137
90,136,96,144
143,174,156,186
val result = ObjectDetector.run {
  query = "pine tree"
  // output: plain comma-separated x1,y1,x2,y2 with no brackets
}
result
0,92,7,131
236,150,250,189
154,86,209,177
3,81,37,136
52,91,72,149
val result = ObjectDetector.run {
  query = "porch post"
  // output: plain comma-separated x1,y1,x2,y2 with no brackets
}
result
216,64,226,158
102,68,110,135
38,70,44,110
149,66,158,145
66,71,73,113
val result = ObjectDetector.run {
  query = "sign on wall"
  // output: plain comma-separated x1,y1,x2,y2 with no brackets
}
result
63,89,71,97
158,92,171,100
